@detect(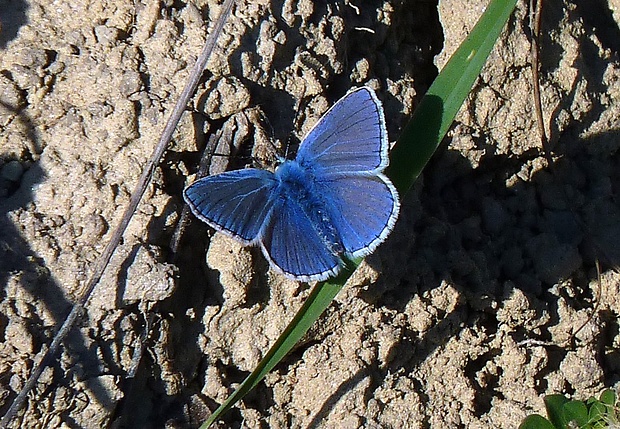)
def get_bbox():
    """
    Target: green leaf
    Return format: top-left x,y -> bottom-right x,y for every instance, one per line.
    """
200,0 -> 519,426
588,400 -> 606,423
518,414 -> 557,429
599,389 -> 617,406
545,395 -> 570,429
563,400 -> 589,427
